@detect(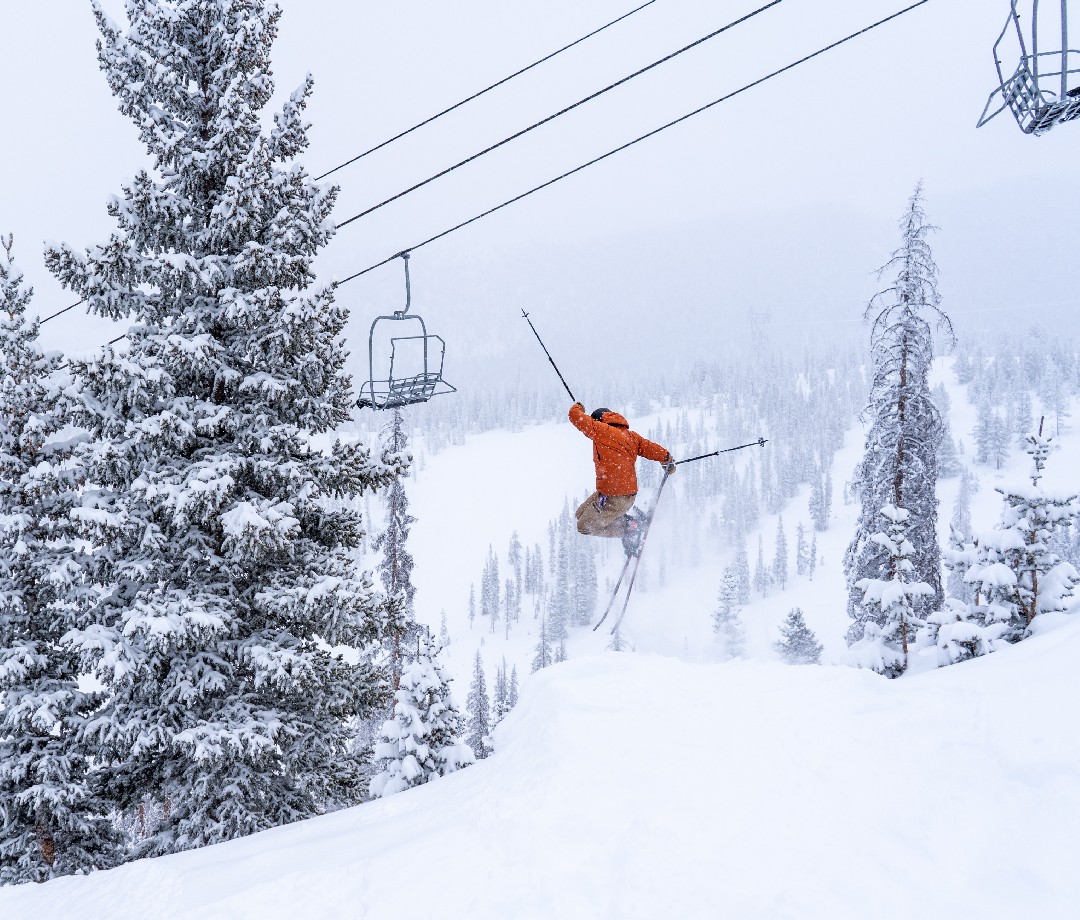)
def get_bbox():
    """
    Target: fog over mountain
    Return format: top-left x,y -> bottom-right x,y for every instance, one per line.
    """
2,0 -> 1077,391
